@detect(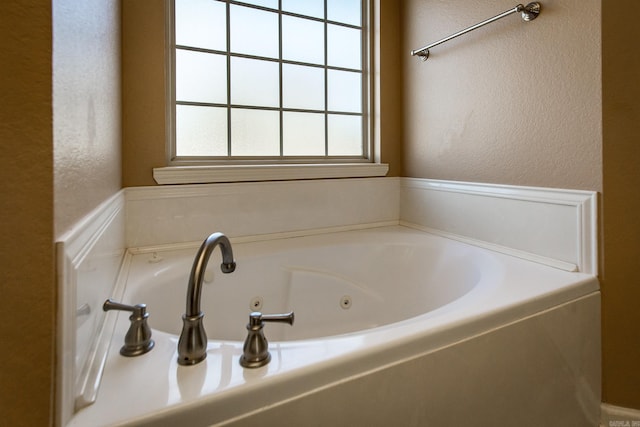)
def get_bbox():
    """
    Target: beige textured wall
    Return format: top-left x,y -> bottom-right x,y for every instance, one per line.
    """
0,1 -> 55,425
377,0 -> 404,176
403,0 -> 602,191
122,0 -> 404,186
53,0 -> 122,237
122,0 -> 167,187
602,0 -> 640,410
1,0 -> 121,425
